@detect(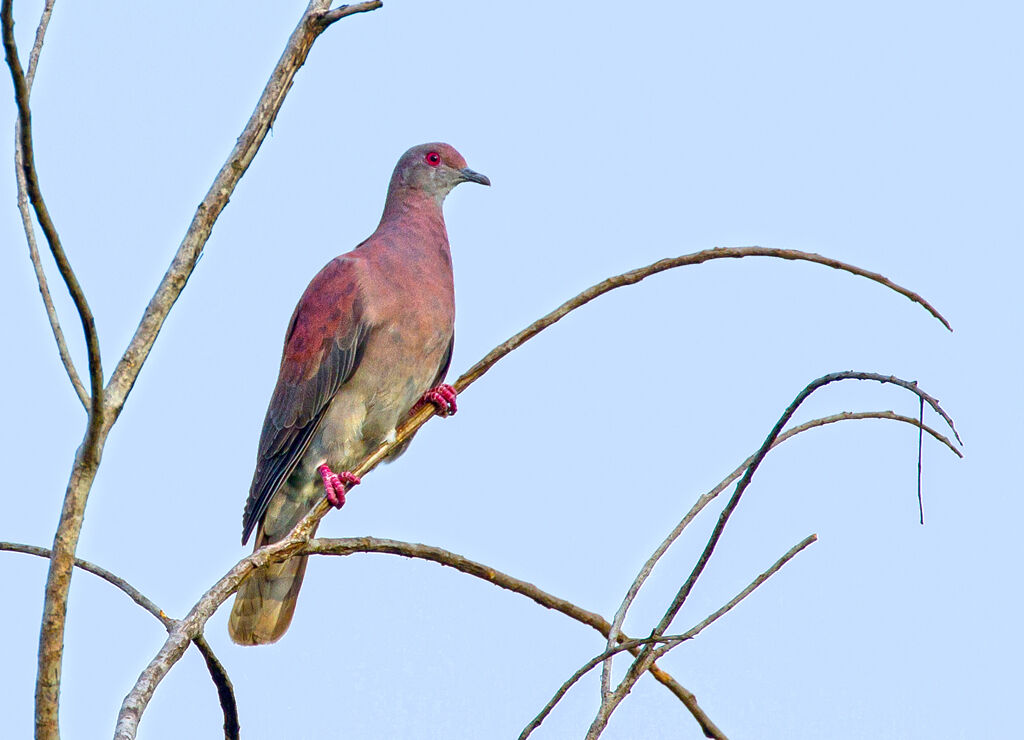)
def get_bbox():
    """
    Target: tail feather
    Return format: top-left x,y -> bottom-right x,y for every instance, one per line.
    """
228,548 -> 309,645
